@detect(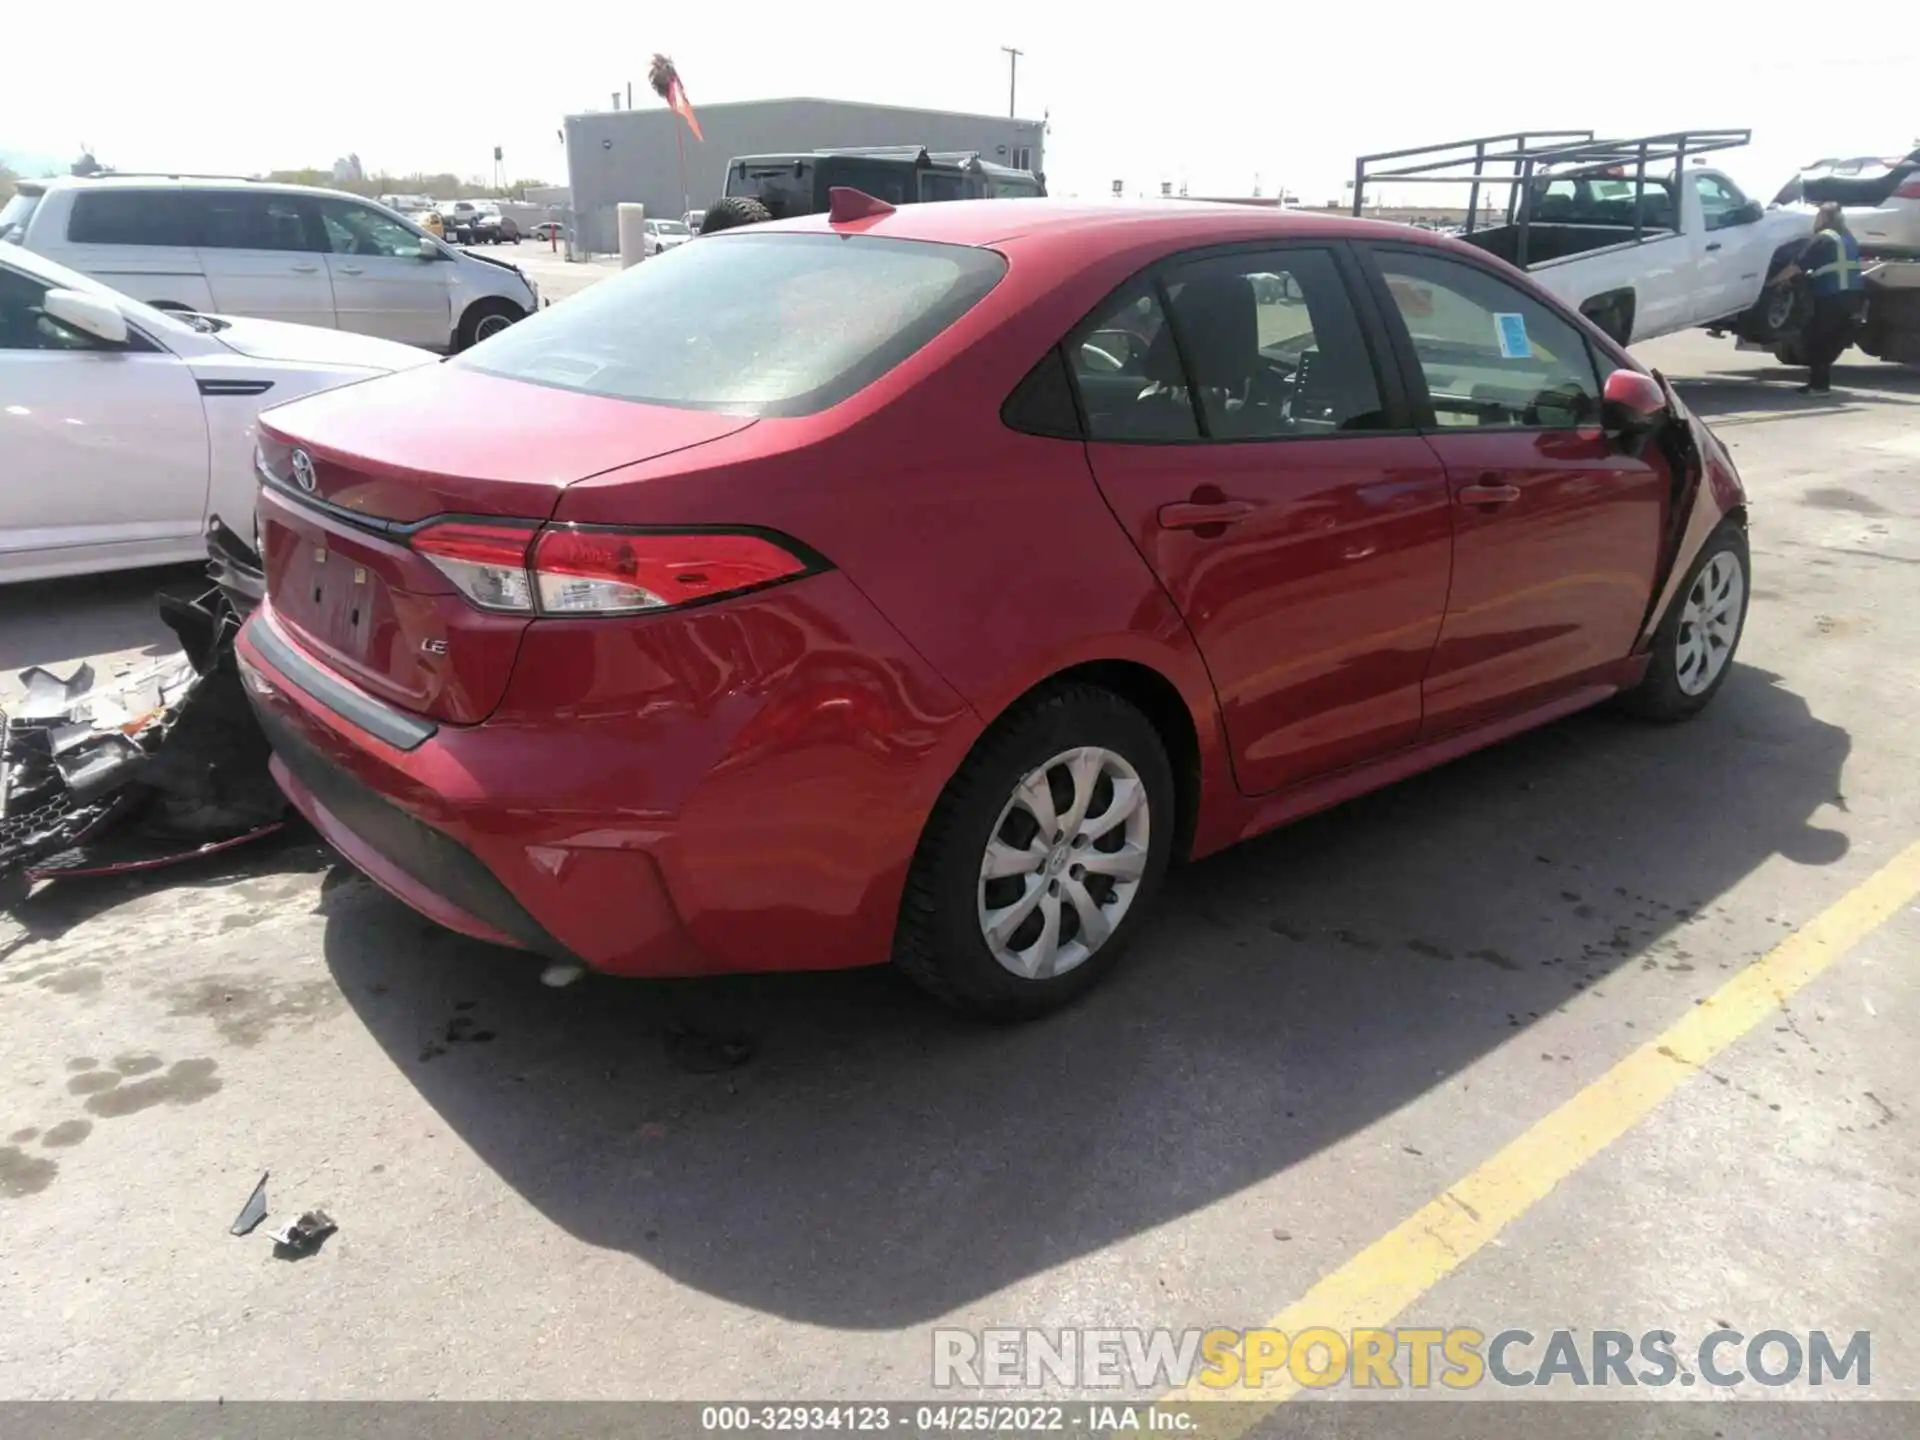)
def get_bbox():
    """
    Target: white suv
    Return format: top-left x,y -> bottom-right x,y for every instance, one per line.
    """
0,175 -> 539,351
